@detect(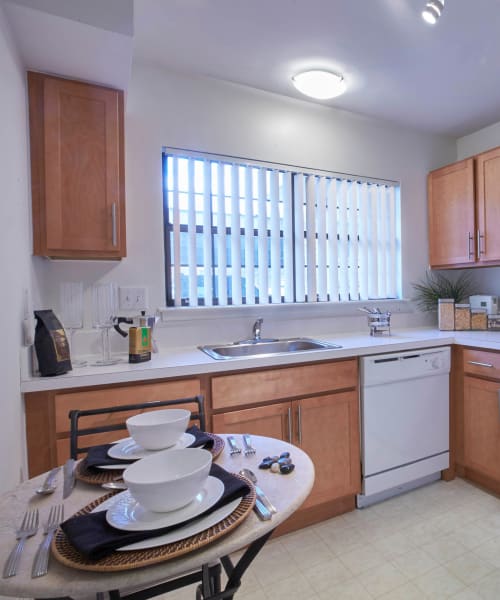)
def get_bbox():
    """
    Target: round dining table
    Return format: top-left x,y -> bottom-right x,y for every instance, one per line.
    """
0,434 -> 314,599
